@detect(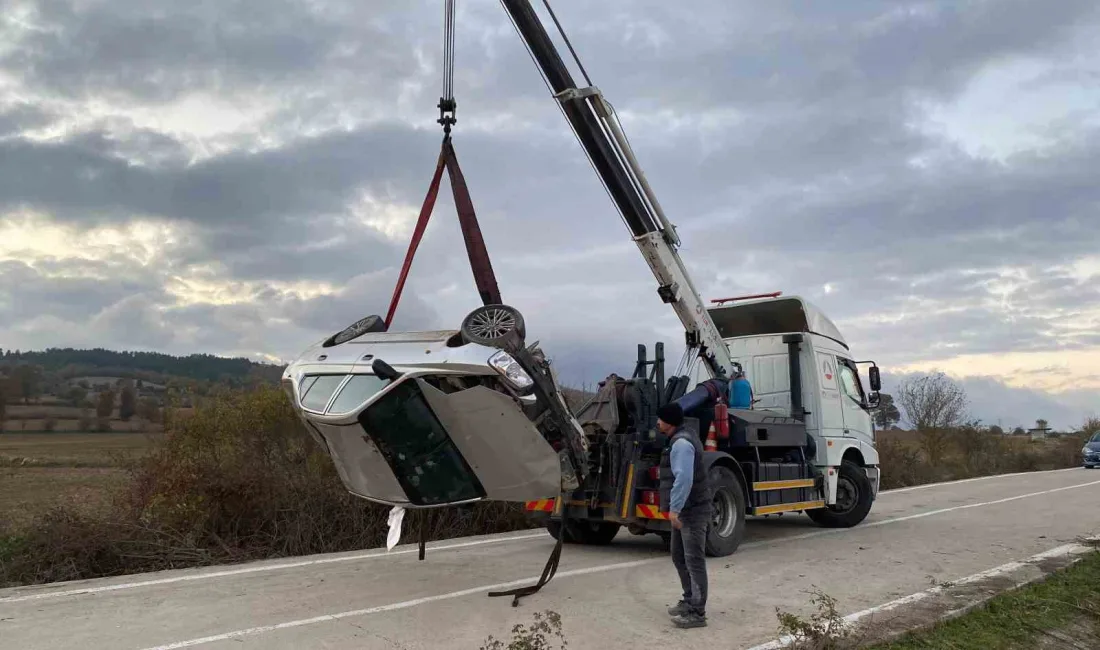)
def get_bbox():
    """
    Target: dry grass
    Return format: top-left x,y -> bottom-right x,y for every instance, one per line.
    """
876,426 -> 1088,490
0,432 -> 163,467
0,467 -> 126,530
